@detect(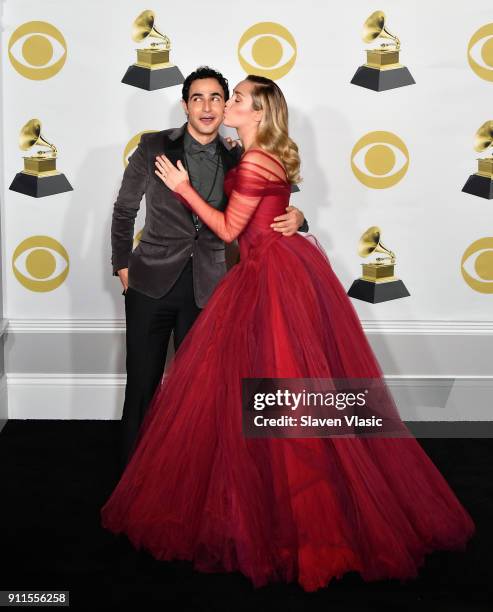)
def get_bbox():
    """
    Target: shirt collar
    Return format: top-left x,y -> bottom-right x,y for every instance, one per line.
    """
184,128 -> 220,157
